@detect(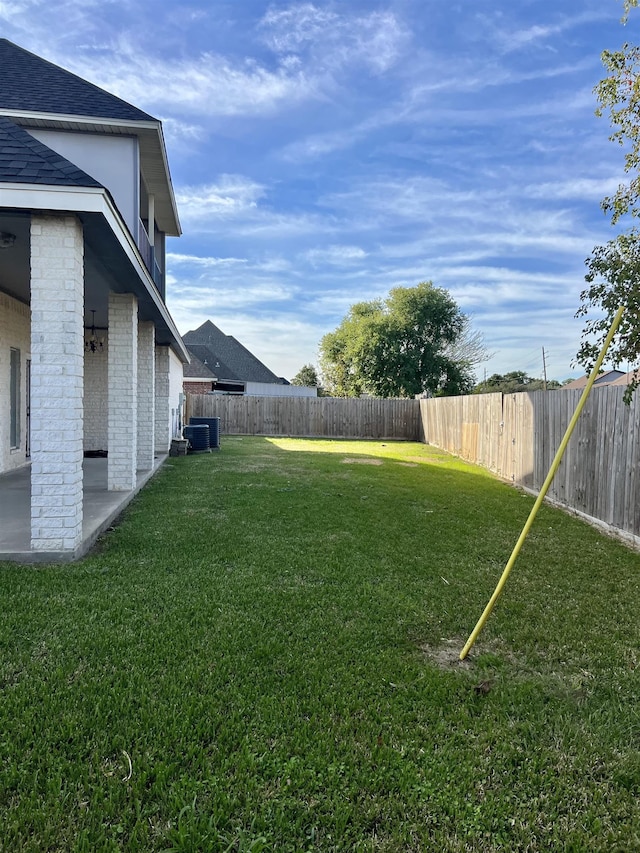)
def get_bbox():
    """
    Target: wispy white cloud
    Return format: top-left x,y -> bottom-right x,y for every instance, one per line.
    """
174,176 -> 340,238
167,280 -> 293,310
175,175 -> 267,221
304,244 -> 367,265
477,9 -> 612,55
259,3 -> 408,74
74,44 -> 313,118
167,253 -> 249,268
